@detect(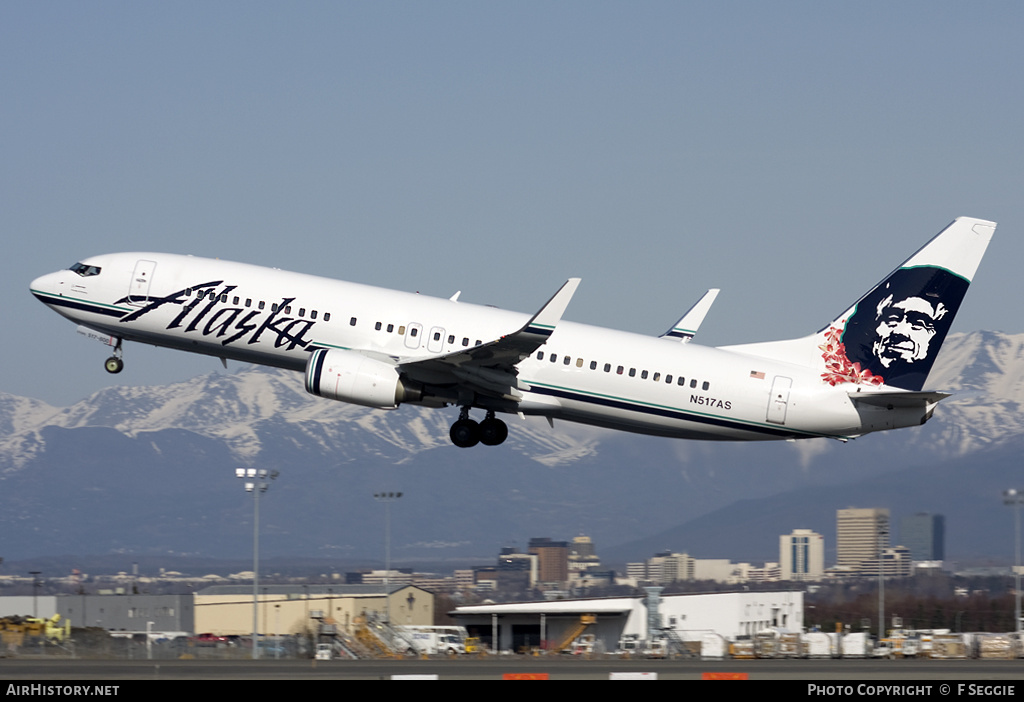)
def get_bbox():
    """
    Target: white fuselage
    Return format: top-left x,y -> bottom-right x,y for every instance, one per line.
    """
30,252 -> 915,443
